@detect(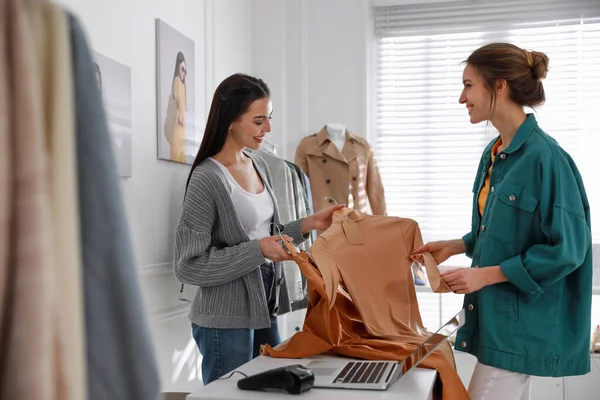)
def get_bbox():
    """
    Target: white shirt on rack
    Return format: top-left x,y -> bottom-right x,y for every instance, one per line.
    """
209,158 -> 274,241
